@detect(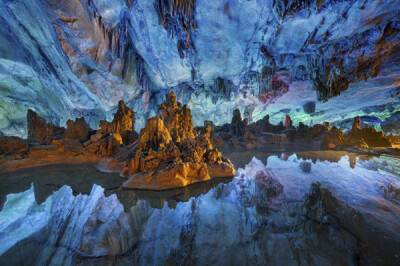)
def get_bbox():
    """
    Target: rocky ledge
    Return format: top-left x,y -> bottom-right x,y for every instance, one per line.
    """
198,108 -> 399,152
0,92 -> 235,190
